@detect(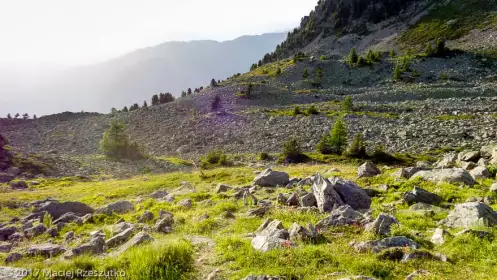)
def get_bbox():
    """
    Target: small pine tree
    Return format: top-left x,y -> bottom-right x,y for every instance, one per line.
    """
347,133 -> 367,158
393,63 -> 401,81
210,79 -> 218,87
143,101 -> 148,108
302,68 -> 309,78
22,113 -> 29,120
181,91 -> 187,97
151,94 -> 159,106
33,114 -> 37,120
211,95 -> 221,112
389,49 -> 396,58
100,121 -> 145,160
342,96 -> 353,112
349,48 -> 358,65
316,67 -> 323,78
306,105 -> 319,115
14,113 -> 19,119
293,106 -> 303,115
275,67 -> 282,75
123,106 -> 128,112
425,43 -> 433,56
7,113 -> 11,119
282,137 -> 306,163
187,88 -> 192,95
111,108 -> 117,114
434,39 -> 446,56
317,117 -> 348,154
